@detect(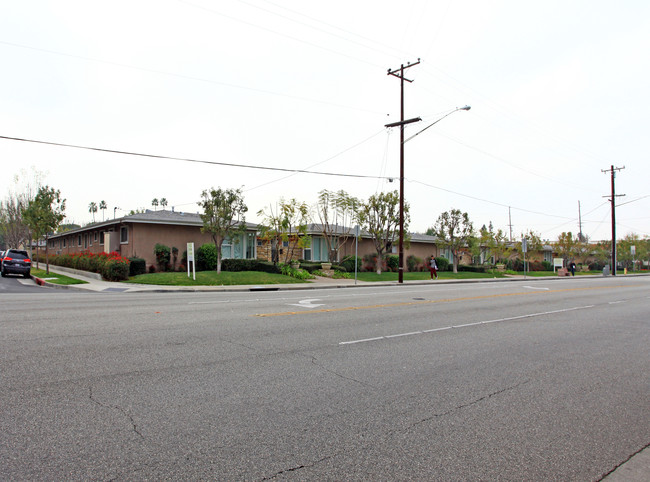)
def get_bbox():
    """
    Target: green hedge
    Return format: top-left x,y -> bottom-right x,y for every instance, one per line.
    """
128,257 -> 147,276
